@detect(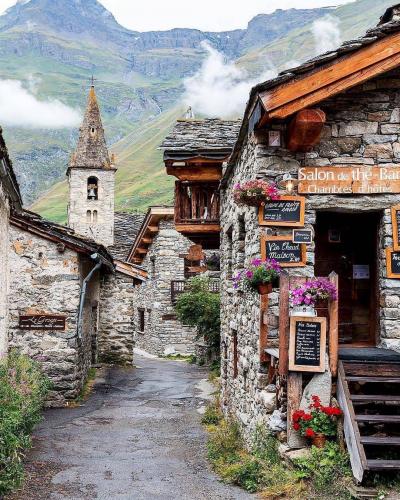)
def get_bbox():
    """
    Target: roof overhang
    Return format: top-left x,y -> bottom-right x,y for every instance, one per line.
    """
114,259 -> 148,282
